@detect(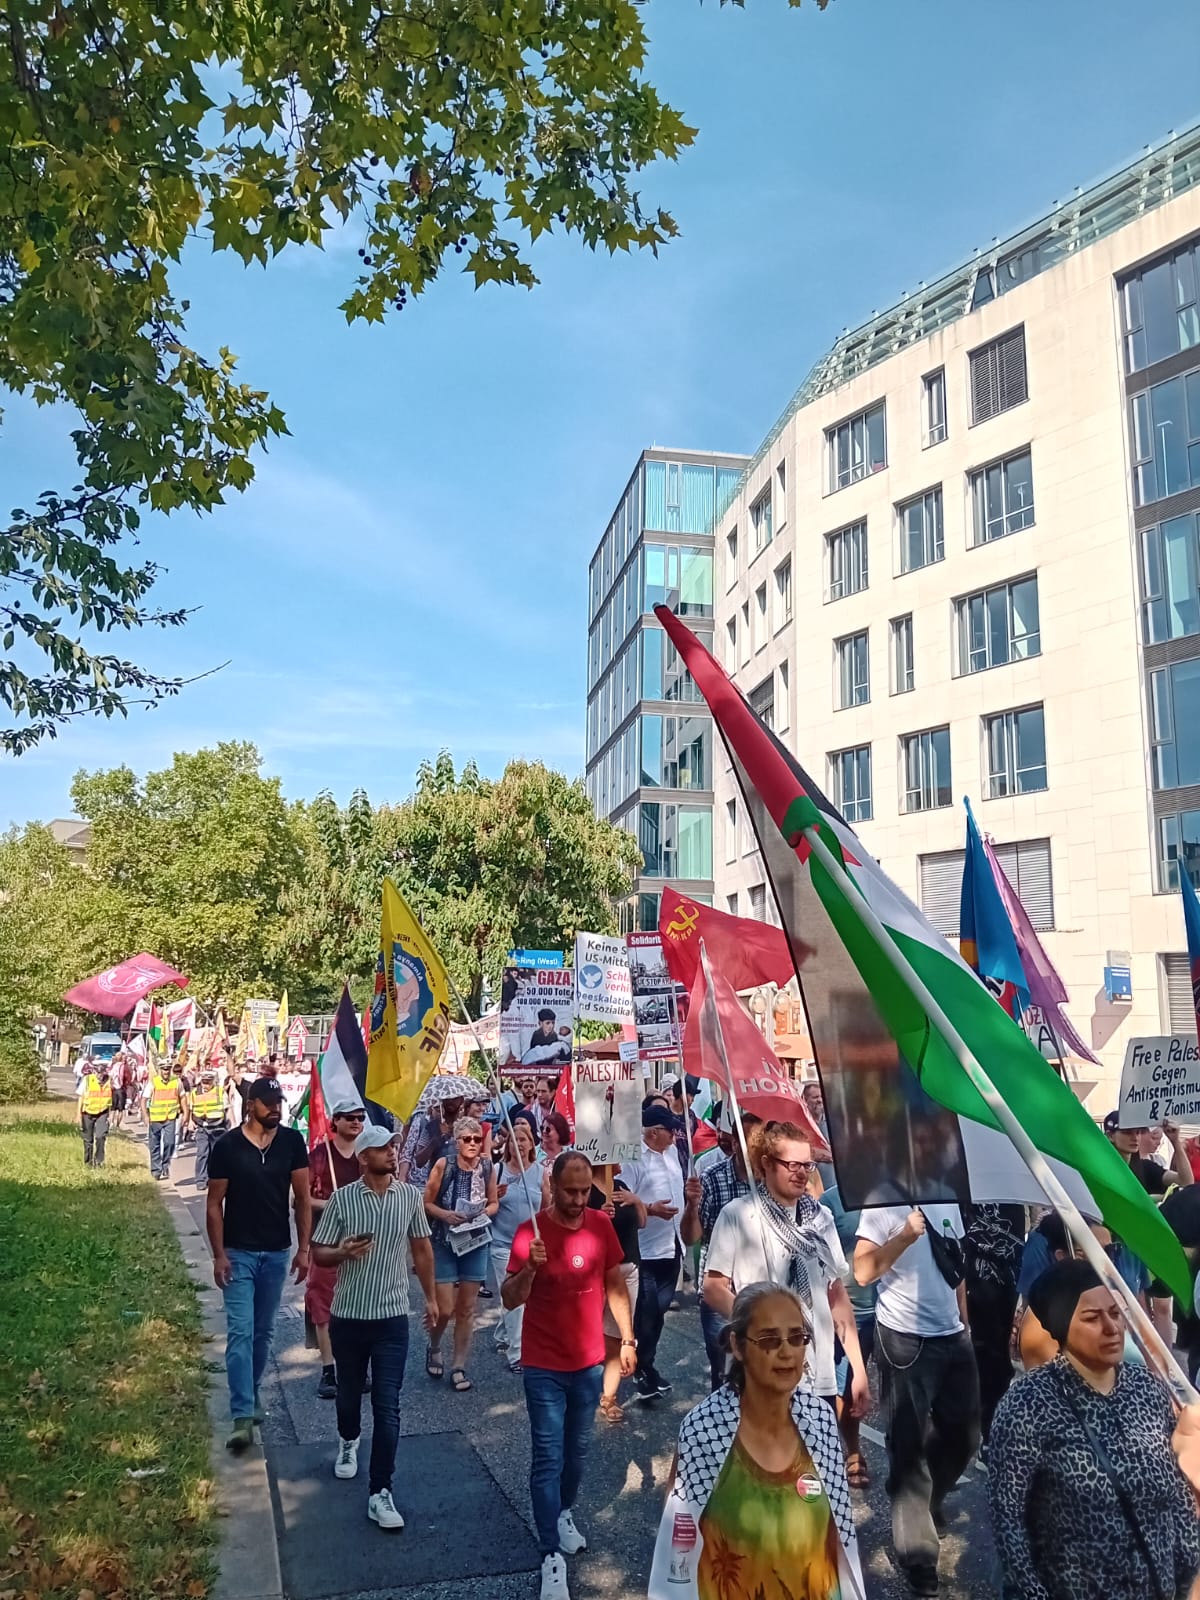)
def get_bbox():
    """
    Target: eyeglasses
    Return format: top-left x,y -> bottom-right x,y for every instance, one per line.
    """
744,1330 -> 811,1352
769,1157 -> 817,1179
